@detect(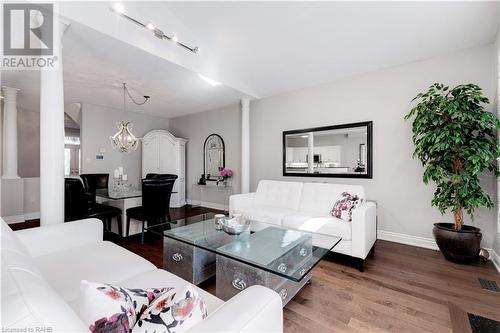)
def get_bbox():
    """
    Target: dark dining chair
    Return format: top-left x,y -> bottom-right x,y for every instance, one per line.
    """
145,173 -> 178,221
80,173 -> 109,206
64,178 -> 122,235
126,177 -> 177,244
145,173 -> 178,180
